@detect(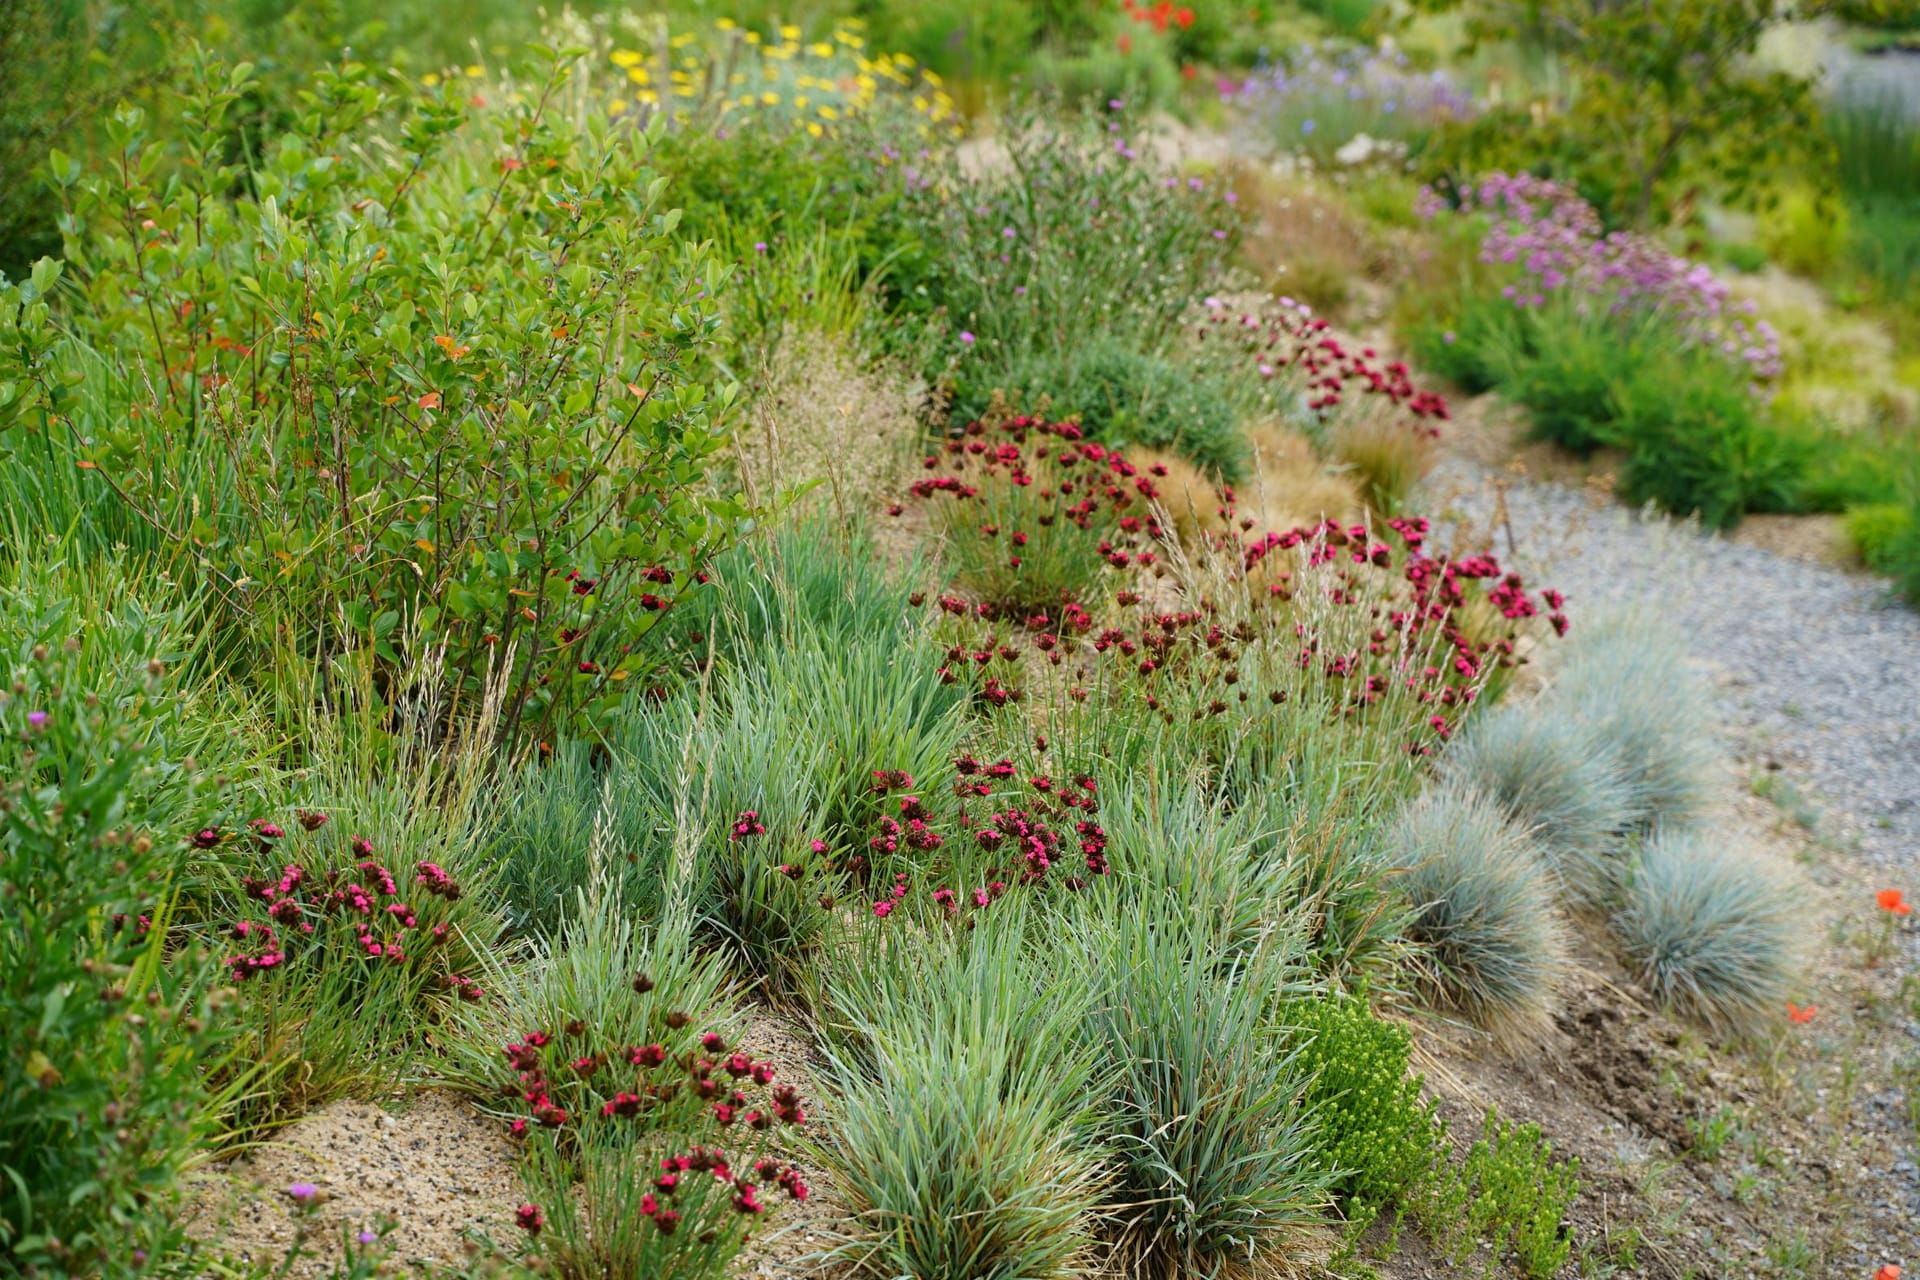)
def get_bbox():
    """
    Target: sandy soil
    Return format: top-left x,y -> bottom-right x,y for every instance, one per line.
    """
183,1092 -> 522,1276
183,1010 -> 850,1278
